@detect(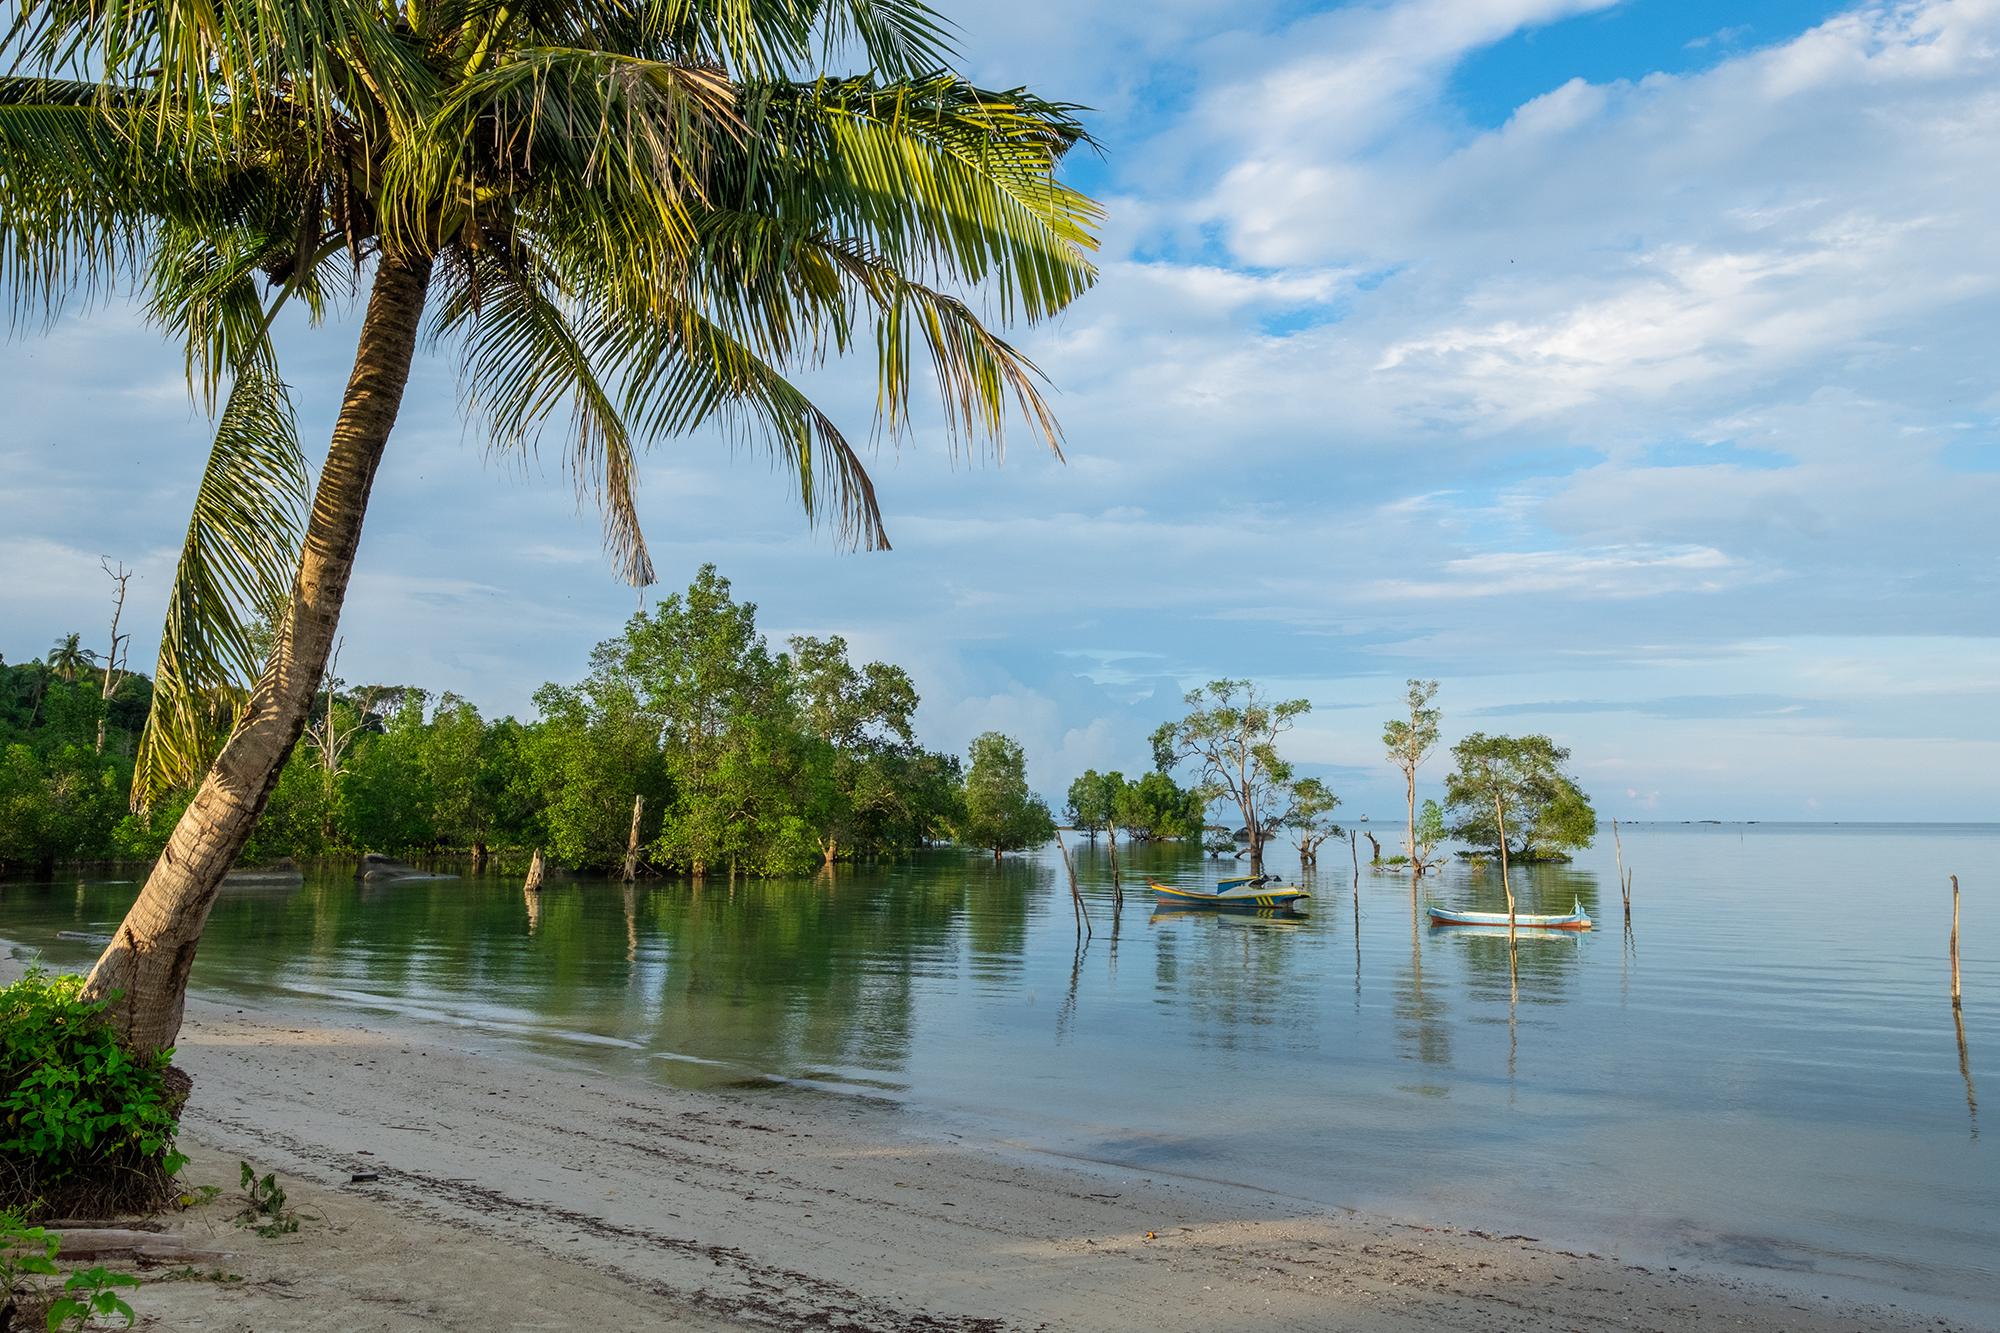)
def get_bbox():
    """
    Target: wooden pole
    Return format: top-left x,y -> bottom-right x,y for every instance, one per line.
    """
524,847 -> 545,894
622,794 -> 644,883
1951,874 -> 1962,1009
1051,833 -> 1091,938
1350,829 -> 1359,877
1493,793 -> 1515,937
1106,825 -> 1123,910
1612,817 -> 1631,922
